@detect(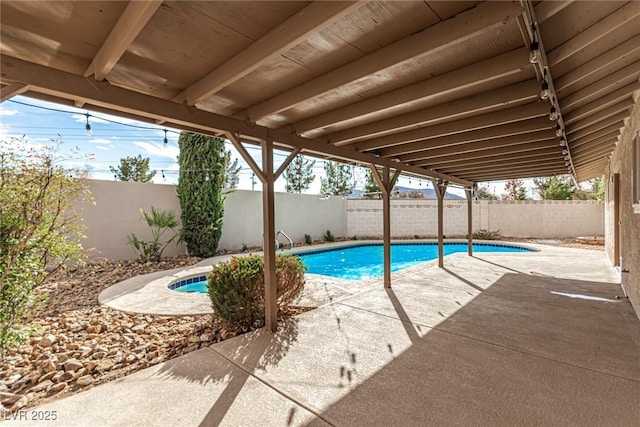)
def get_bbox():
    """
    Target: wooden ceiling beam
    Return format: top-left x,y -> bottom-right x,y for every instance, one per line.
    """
440,158 -> 565,175
85,1 -> 162,80
174,1 -> 361,105
406,132 -> 557,163
534,0 -> 573,22
547,1 -> 640,67
571,136 -> 619,156
426,151 -> 560,169
414,145 -> 560,167
555,34 -> 640,94
571,130 -> 621,150
563,83 -> 639,124
329,80 -> 540,145
0,54 -> 472,187
354,102 -> 548,152
559,61 -> 640,111
567,120 -> 624,142
240,1 -> 524,121
292,49 -> 531,134
571,144 -> 617,164
465,166 -> 566,181
566,107 -> 632,134
0,82 -> 29,102
382,118 -> 553,158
